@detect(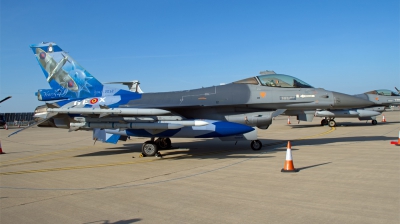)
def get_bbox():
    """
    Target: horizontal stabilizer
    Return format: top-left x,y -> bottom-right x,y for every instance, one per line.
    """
8,113 -> 58,137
